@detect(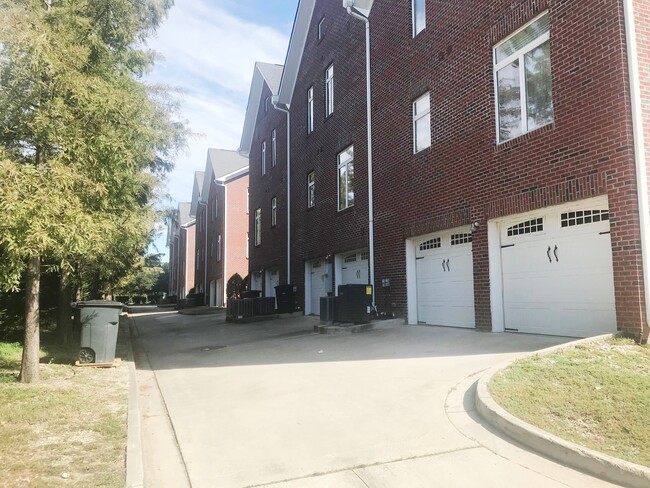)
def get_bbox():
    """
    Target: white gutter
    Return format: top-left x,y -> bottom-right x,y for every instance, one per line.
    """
345,3 -> 376,307
623,0 -> 650,342
272,97 -> 292,284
